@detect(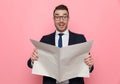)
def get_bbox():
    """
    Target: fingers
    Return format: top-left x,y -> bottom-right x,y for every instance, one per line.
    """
31,49 -> 39,63
84,55 -> 94,67
33,49 -> 38,57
